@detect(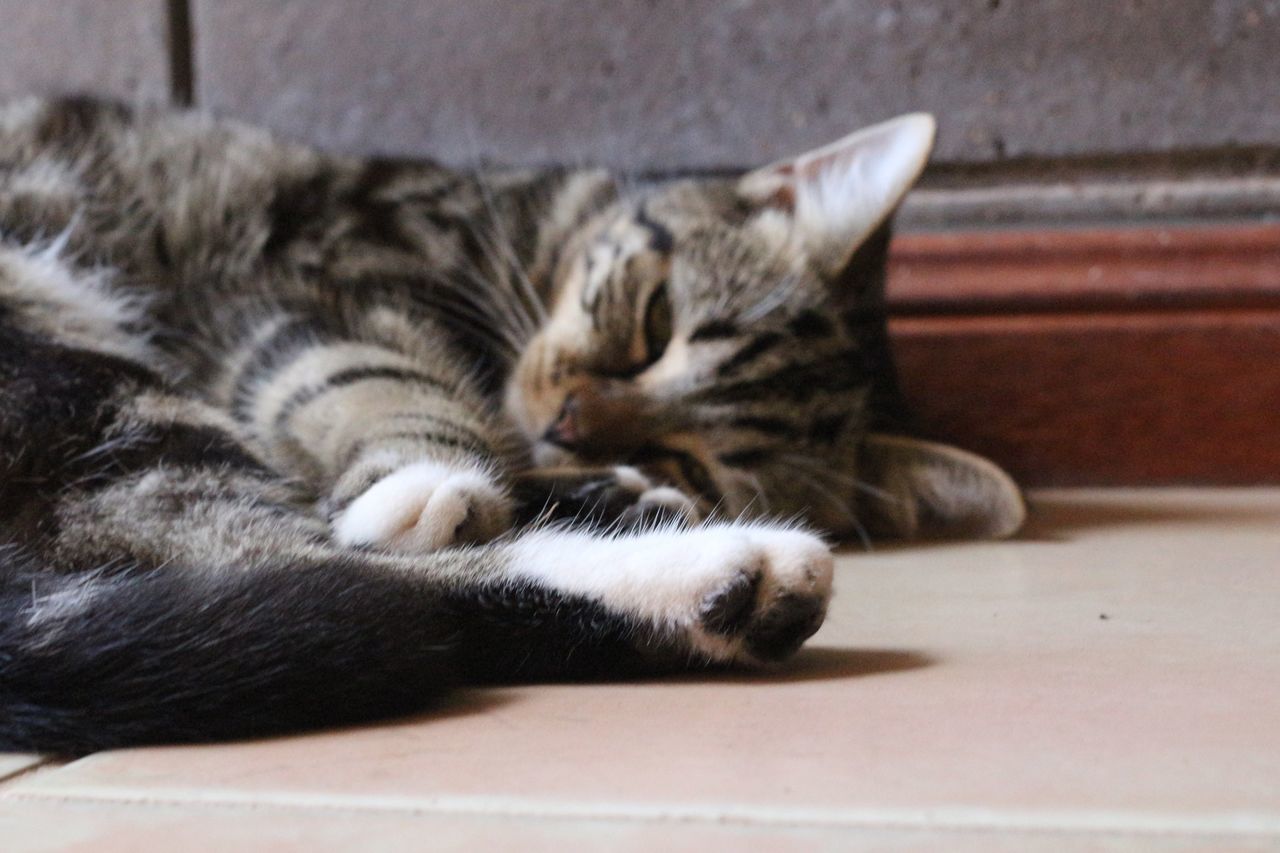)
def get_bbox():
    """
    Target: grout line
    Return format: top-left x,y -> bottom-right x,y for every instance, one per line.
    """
166,0 -> 195,106
6,786 -> 1280,841
0,758 -> 65,791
